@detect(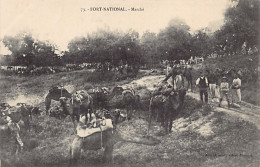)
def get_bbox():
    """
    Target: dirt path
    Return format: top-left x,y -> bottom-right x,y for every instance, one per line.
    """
187,91 -> 260,129
126,75 -> 260,129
